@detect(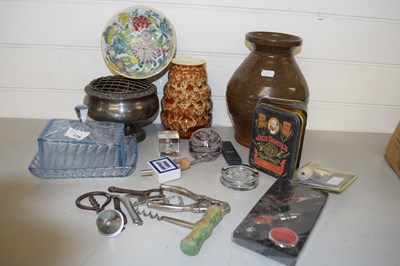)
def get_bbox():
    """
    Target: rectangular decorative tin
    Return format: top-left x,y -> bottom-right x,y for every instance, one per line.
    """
249,97 -> 307,179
